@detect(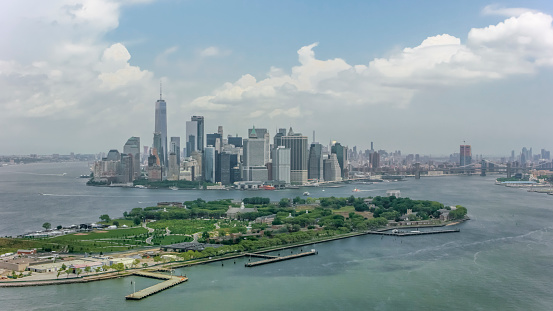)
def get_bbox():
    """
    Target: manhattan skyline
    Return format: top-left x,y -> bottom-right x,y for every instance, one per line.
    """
1,1 -> 553,155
